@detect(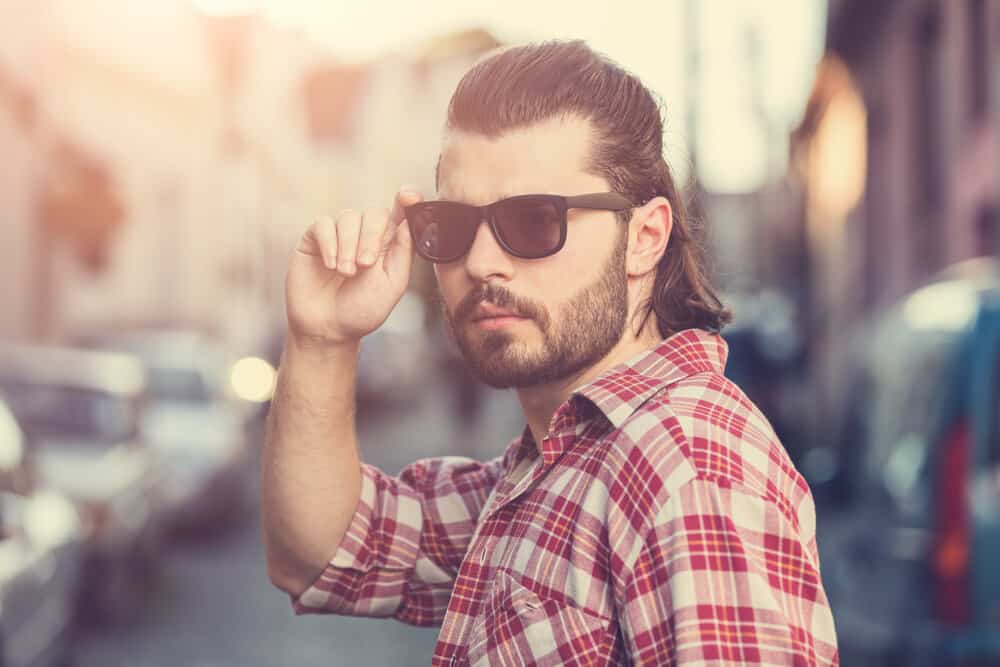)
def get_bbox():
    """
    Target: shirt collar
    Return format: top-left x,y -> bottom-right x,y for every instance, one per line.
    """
512,328 -> 729,469
574,328 -> 729,430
